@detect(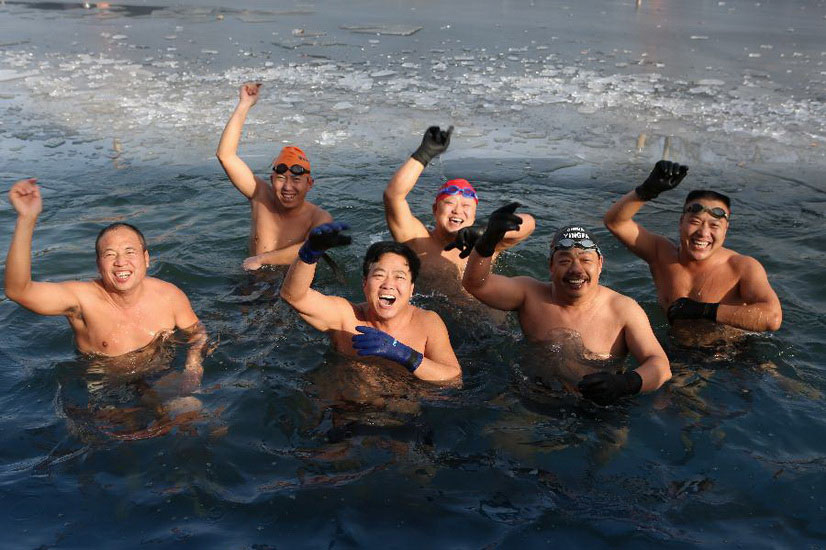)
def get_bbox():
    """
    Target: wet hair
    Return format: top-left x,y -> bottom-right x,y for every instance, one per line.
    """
95,223 -> 147,257
362,241 -> 421,283
684,189 -> 731,212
